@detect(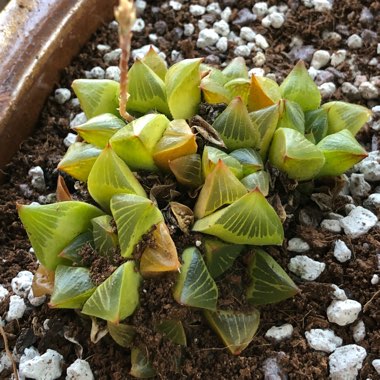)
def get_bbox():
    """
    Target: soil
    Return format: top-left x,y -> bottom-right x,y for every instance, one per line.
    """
1,0 -> 380,379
